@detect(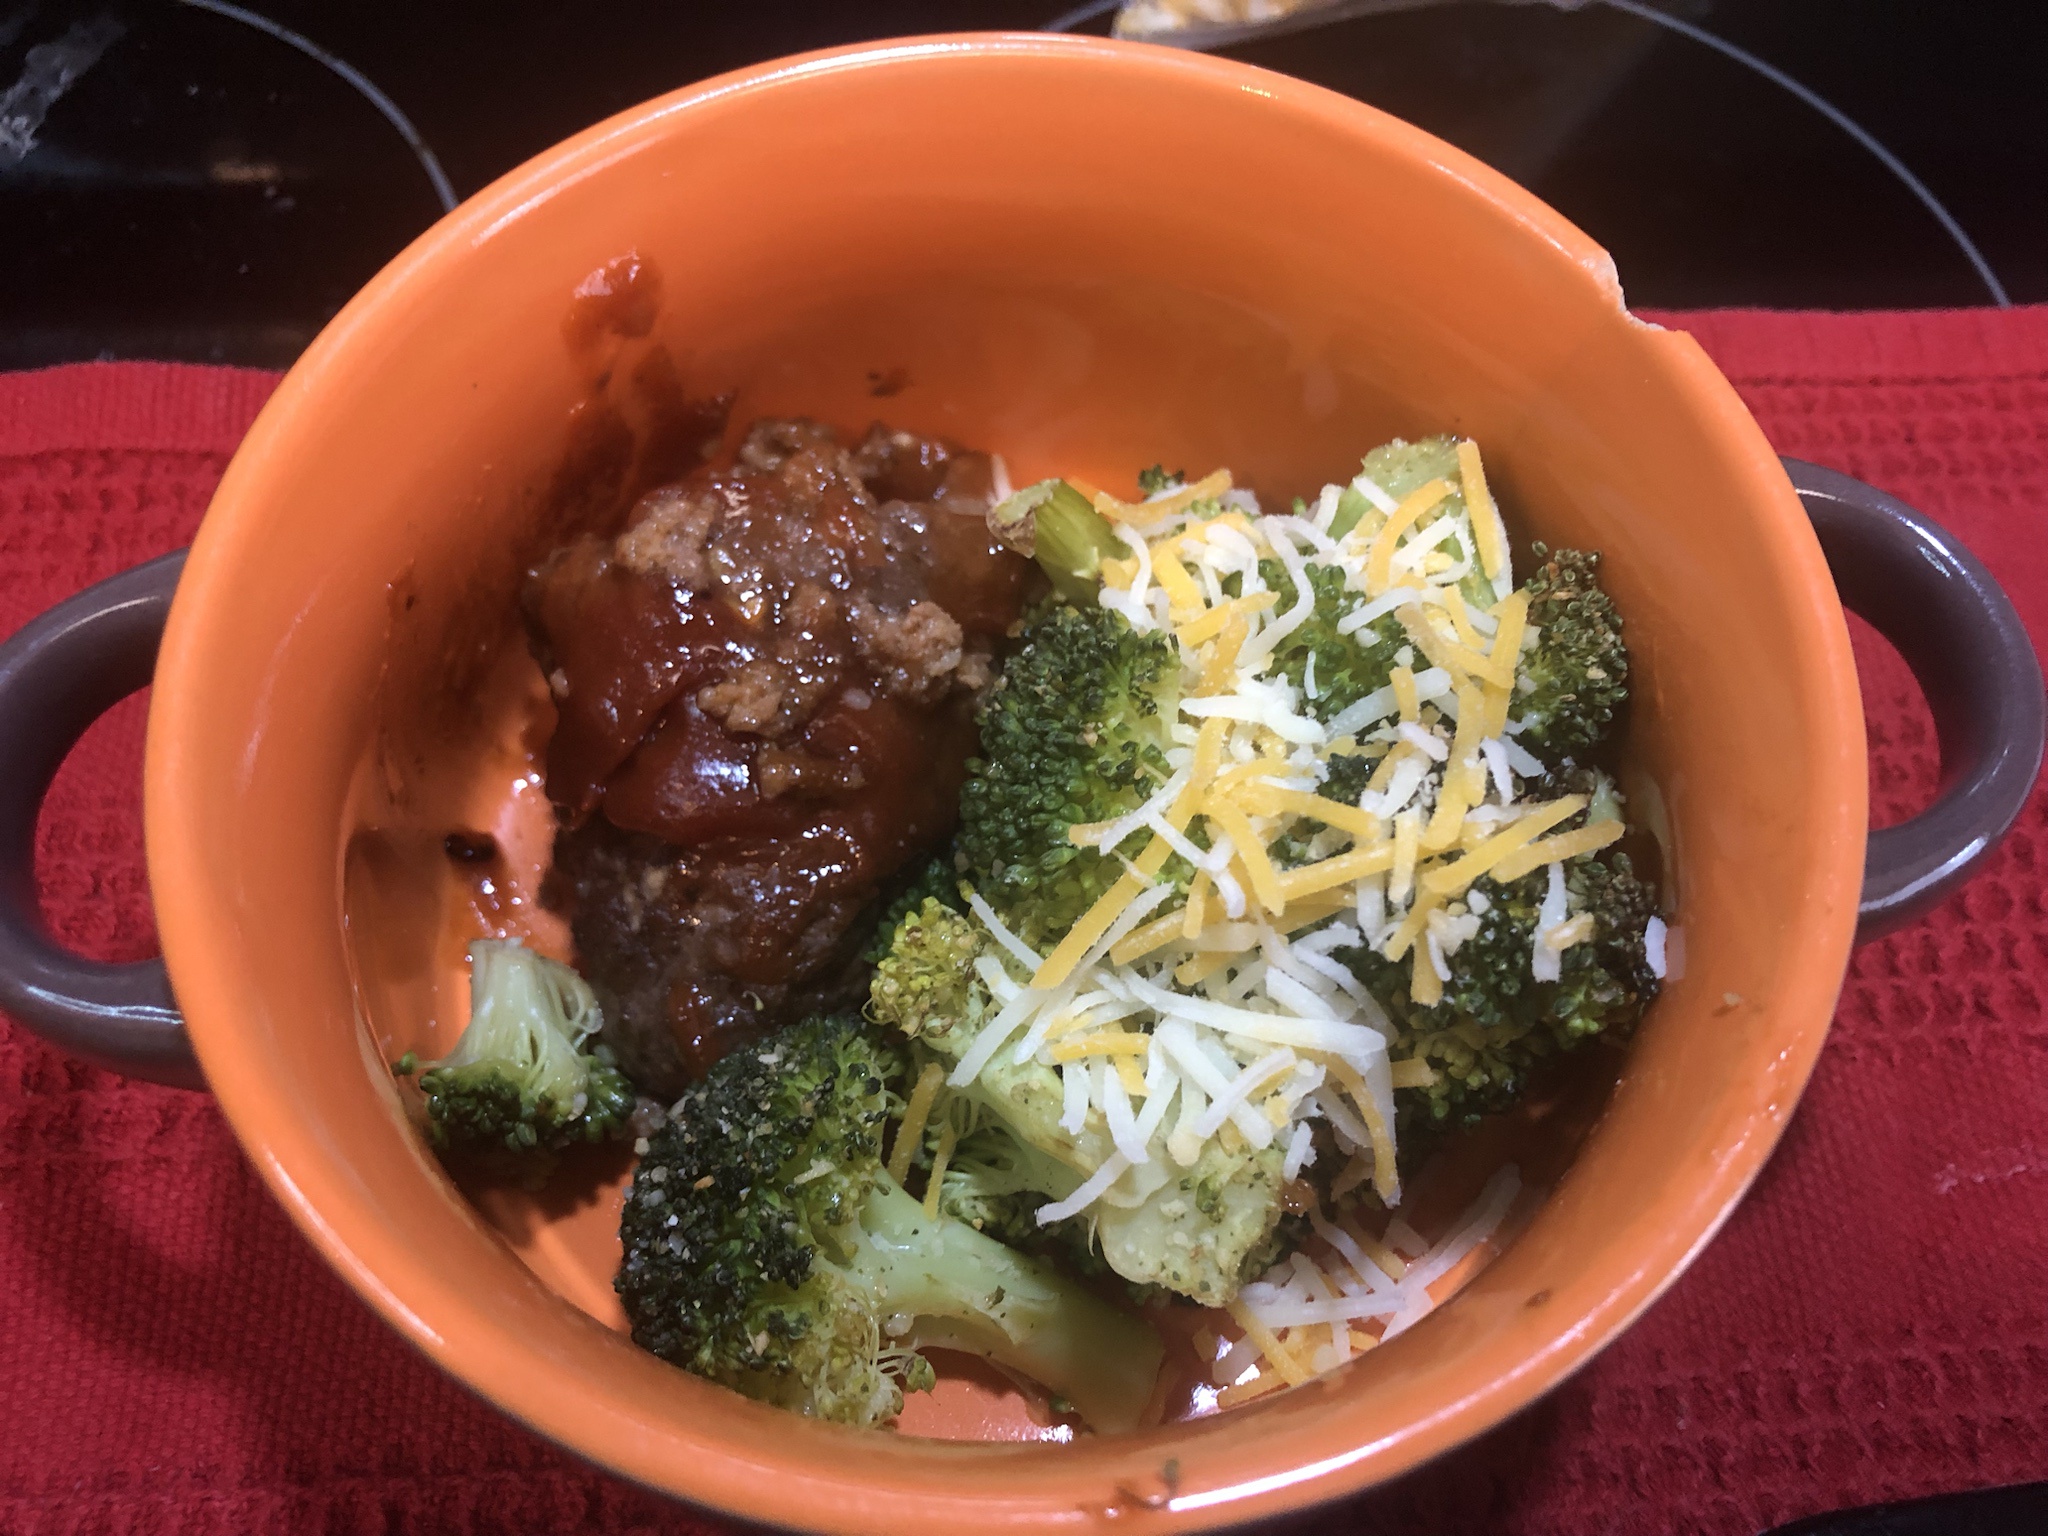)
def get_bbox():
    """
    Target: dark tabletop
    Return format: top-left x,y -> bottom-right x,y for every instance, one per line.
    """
1,0 -> 2041,372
